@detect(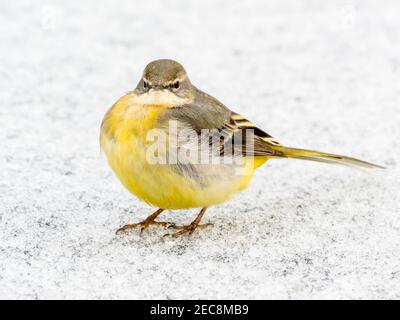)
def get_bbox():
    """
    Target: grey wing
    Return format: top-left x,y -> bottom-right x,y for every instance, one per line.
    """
158,86 -> 284,158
